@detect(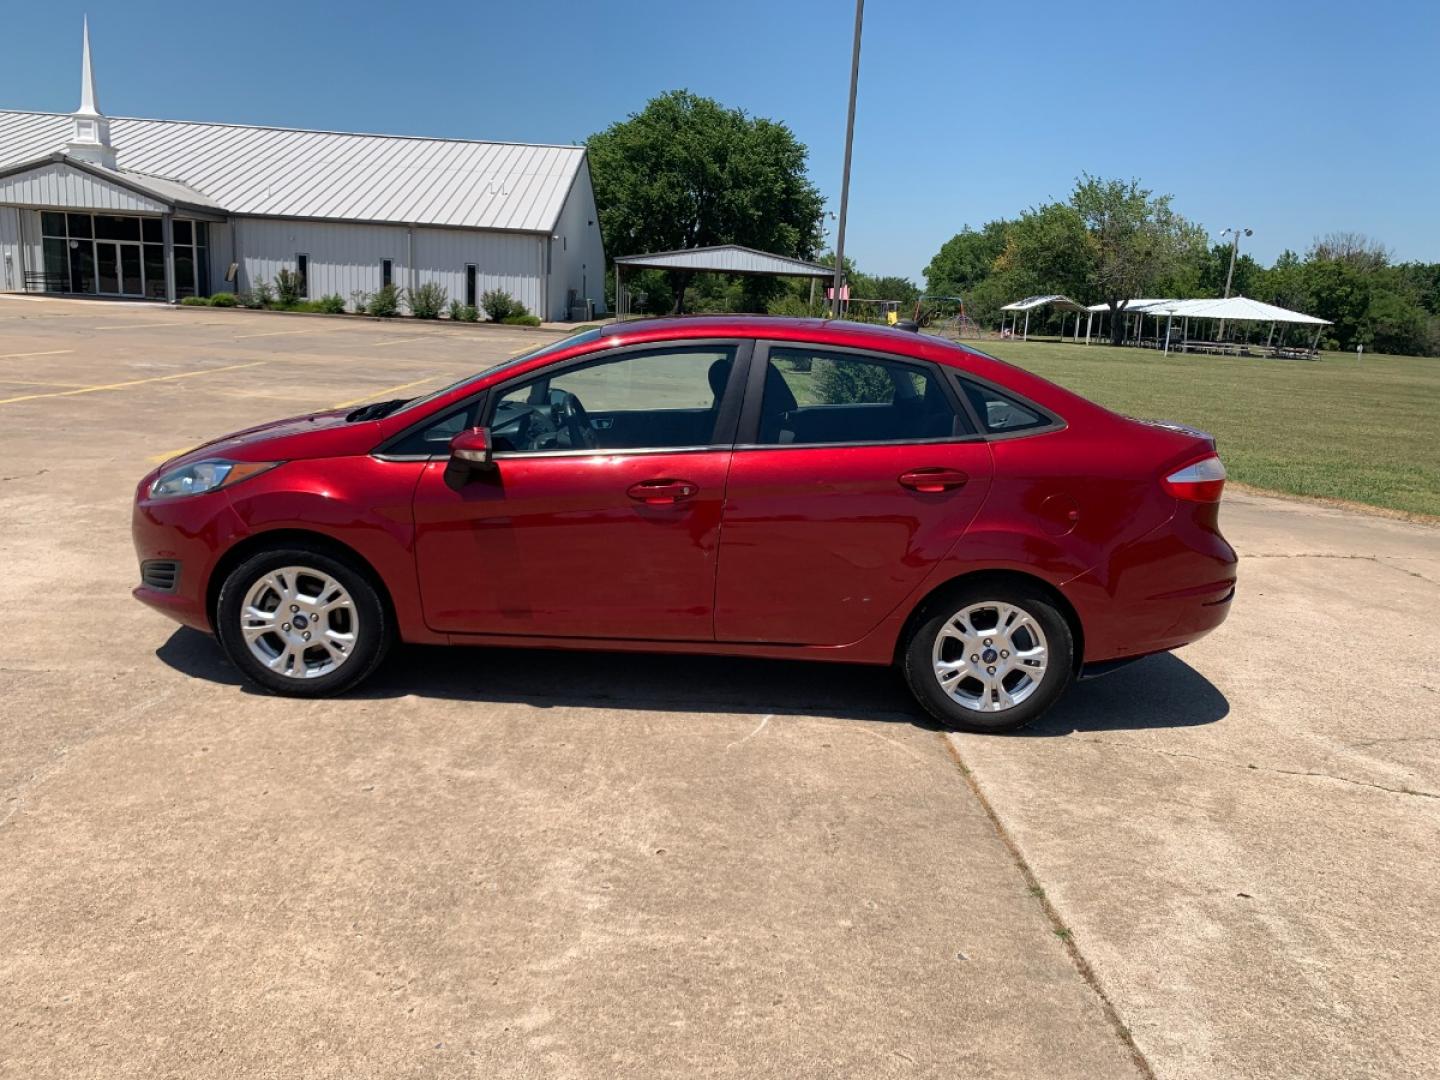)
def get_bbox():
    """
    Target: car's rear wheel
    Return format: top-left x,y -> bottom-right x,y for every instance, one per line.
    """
902,581 -> 1074,733
215,546 -> 391,697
